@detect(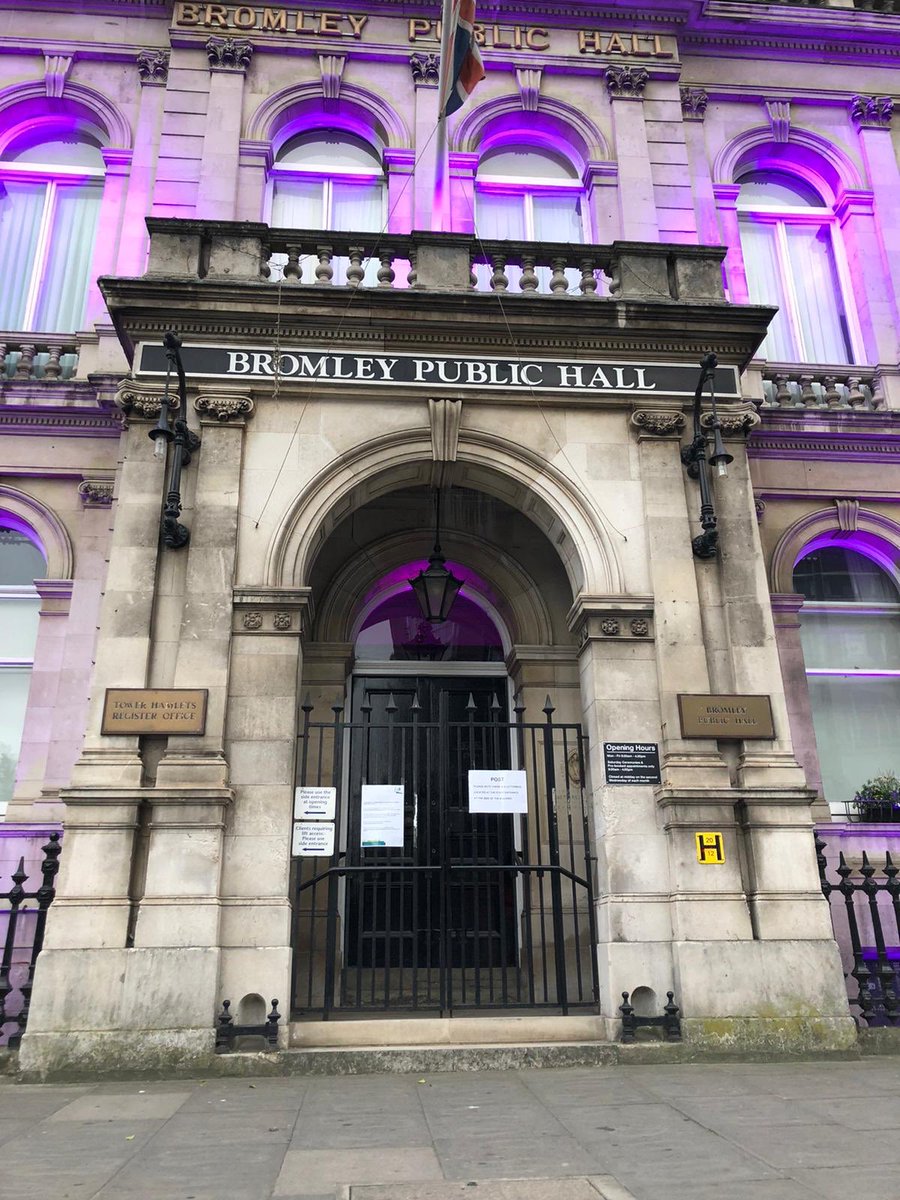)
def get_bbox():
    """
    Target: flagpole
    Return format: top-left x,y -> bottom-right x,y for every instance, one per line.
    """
434,0 -> 455,232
